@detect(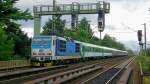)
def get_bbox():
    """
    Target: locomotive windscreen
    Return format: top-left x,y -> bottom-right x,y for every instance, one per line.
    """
31,36 -> 52,56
